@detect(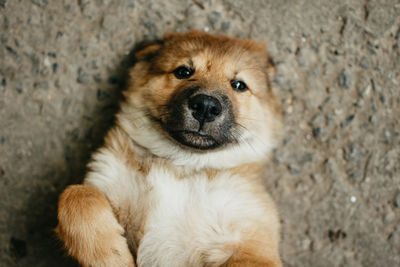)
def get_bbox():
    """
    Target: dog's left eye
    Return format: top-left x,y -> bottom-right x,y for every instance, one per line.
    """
173,66 -> 194,79
230,80 -> 248,92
